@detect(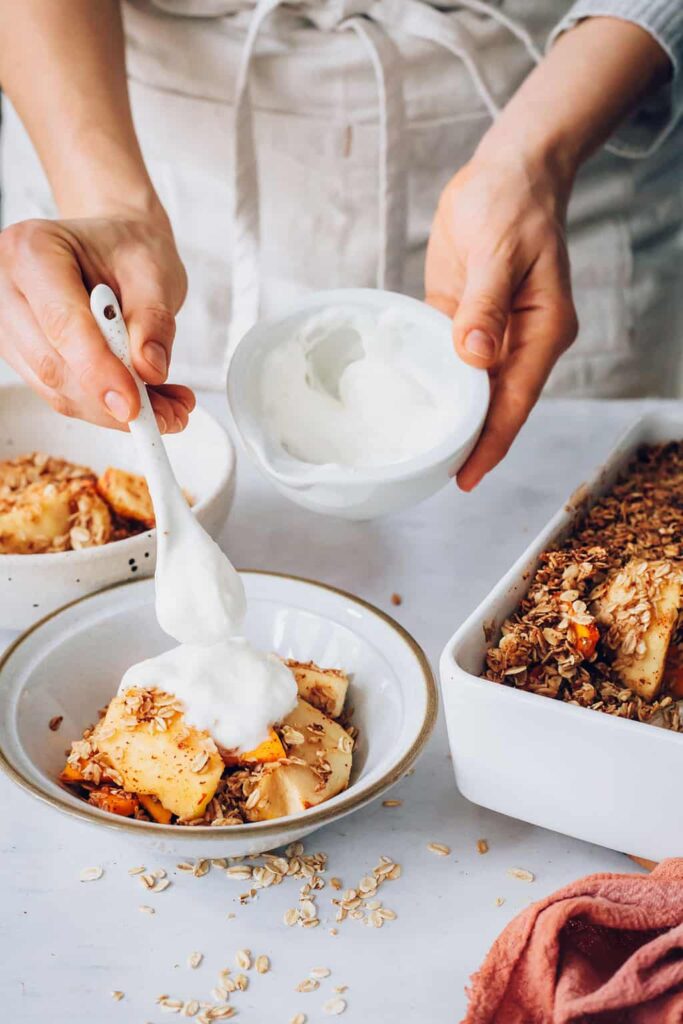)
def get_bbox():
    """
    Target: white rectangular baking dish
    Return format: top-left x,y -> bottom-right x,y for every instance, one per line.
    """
439,410 -> 683,861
